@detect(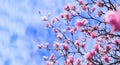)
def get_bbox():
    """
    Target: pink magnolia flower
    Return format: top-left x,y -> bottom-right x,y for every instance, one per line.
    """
43,56 -> 48,60
99,49 -> 106,55
42,16 -> 48,21
84,53 -> 92,61
104,11 -> 118,24
71,5 -> 77,11
54,42 -> 59,51
80,28 -> 85,32
106,45 -> 111,52
113,39 -> 120,46
69,56 -> 74,63
66,26 -> 71,30
64,12 -> 71,20
38,44 -> 43,49
65,60 -> 71,65
45,22 -> 50,28
74,40 -> 80,47
50,54 -> 55,61
46,61 -> 51,65
89,50 -> 95,57
102,55 -> 110,63
104,11 -> 120,33
81,5 -> 88,11
81,43 -> 85,49
57,34 -> 63,40
69,29 -> 74,35
76,58 -> 81,65
94,44 -> 100,52
78,0 -> 83,5
51,17 -> 57,23
97,10 -> 103,17
92,6 -> 96,12
73,27 -> 77,31
75,19 -> 88,28
90,32 -> 97,39
97,1 -> 103,7
64,4 -> 71,11
60,13 -> 64,18
85,50 -> 95,61
63,43 -> 69,51
53,28 -> 58,33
